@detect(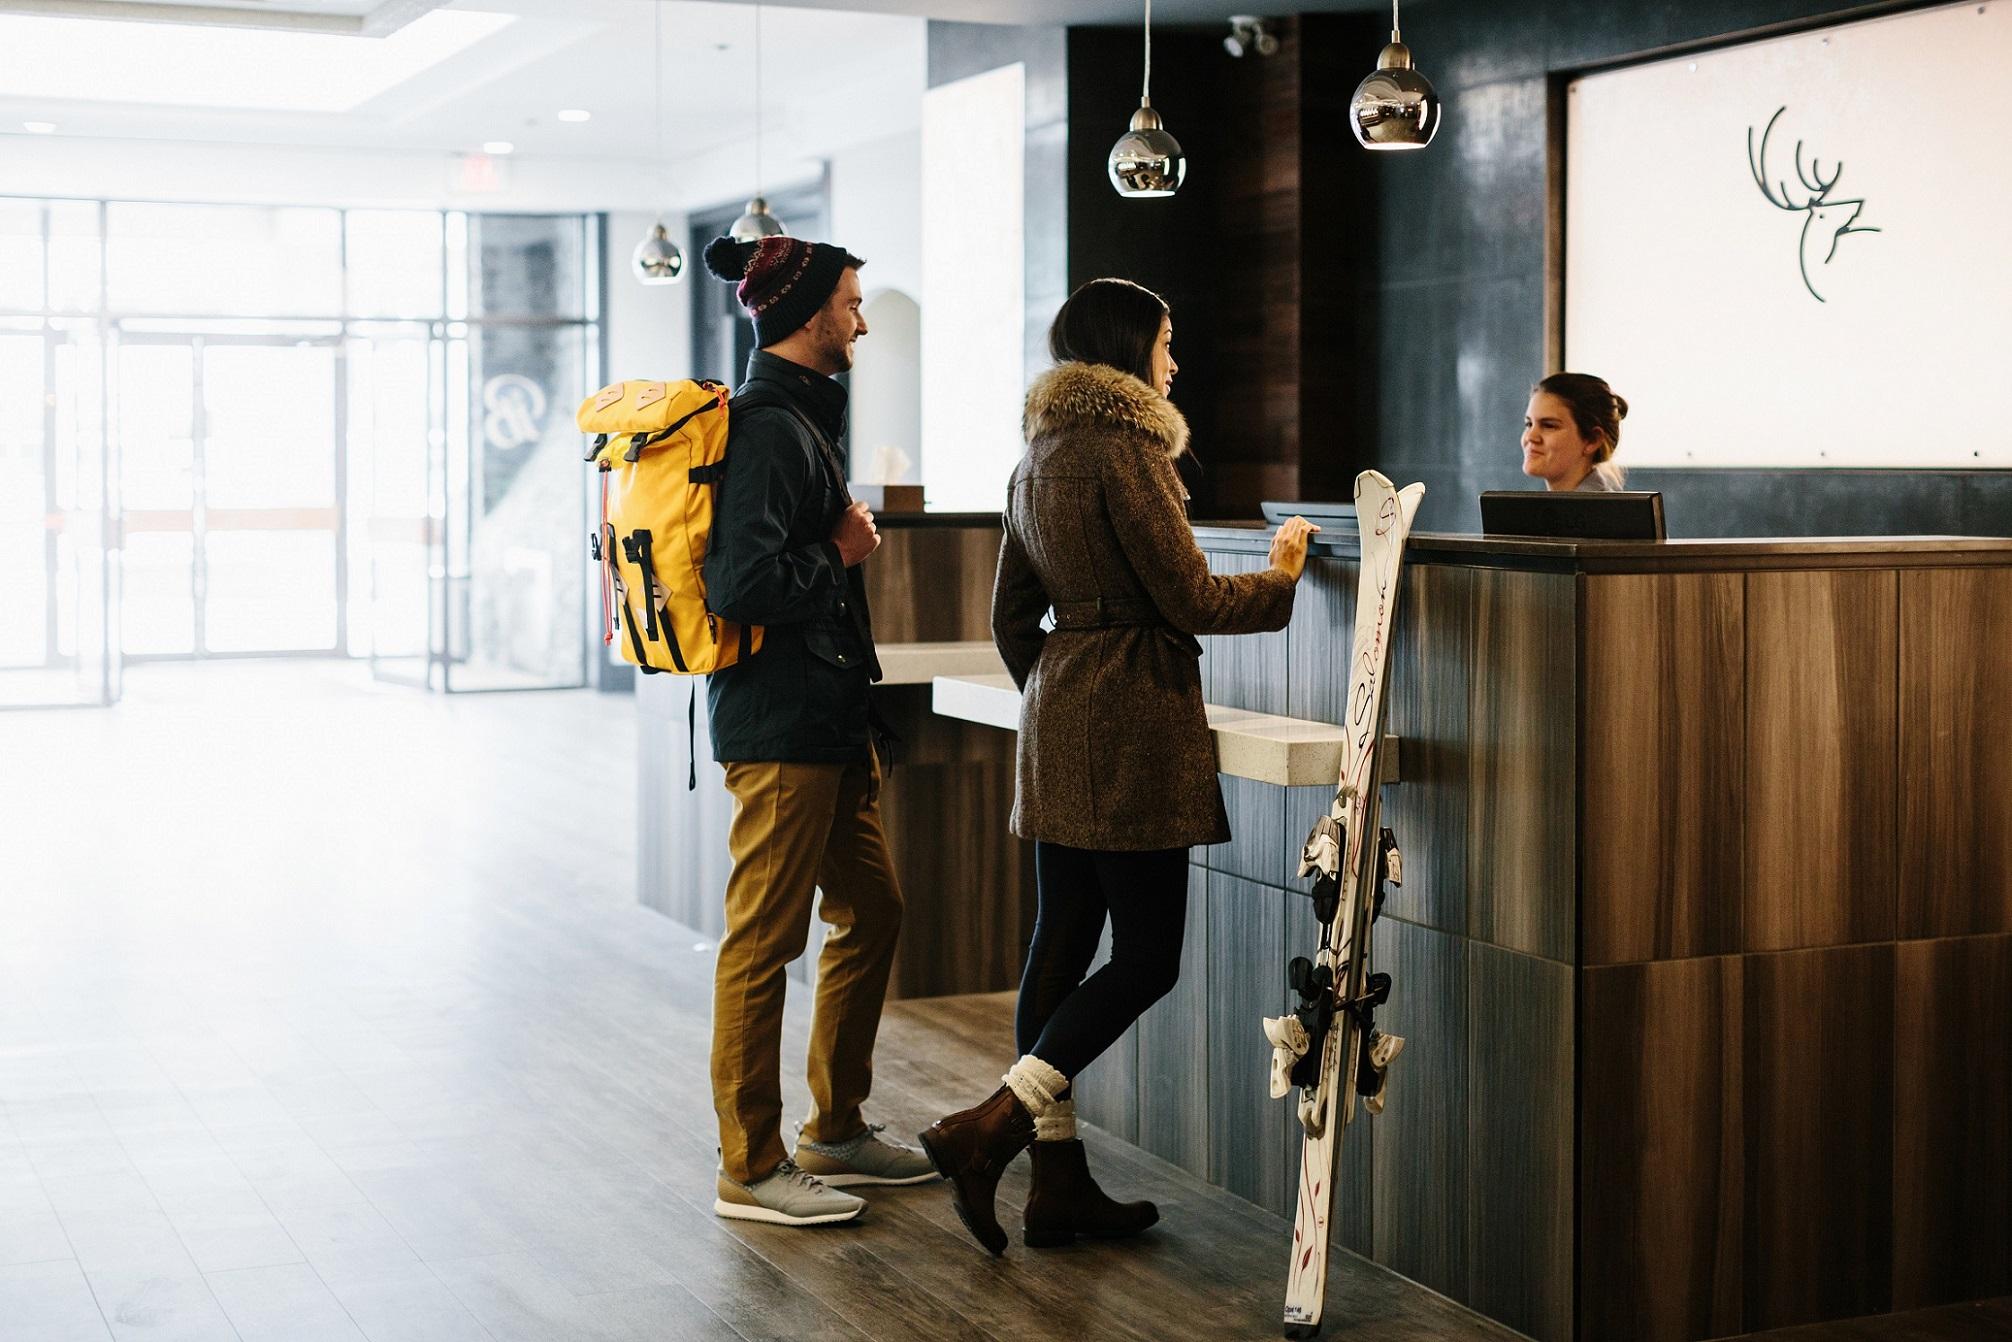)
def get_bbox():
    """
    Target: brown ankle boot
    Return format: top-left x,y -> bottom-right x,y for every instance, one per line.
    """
917,1085 -> 1035,1255
1023,1140 -> 1160,1248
